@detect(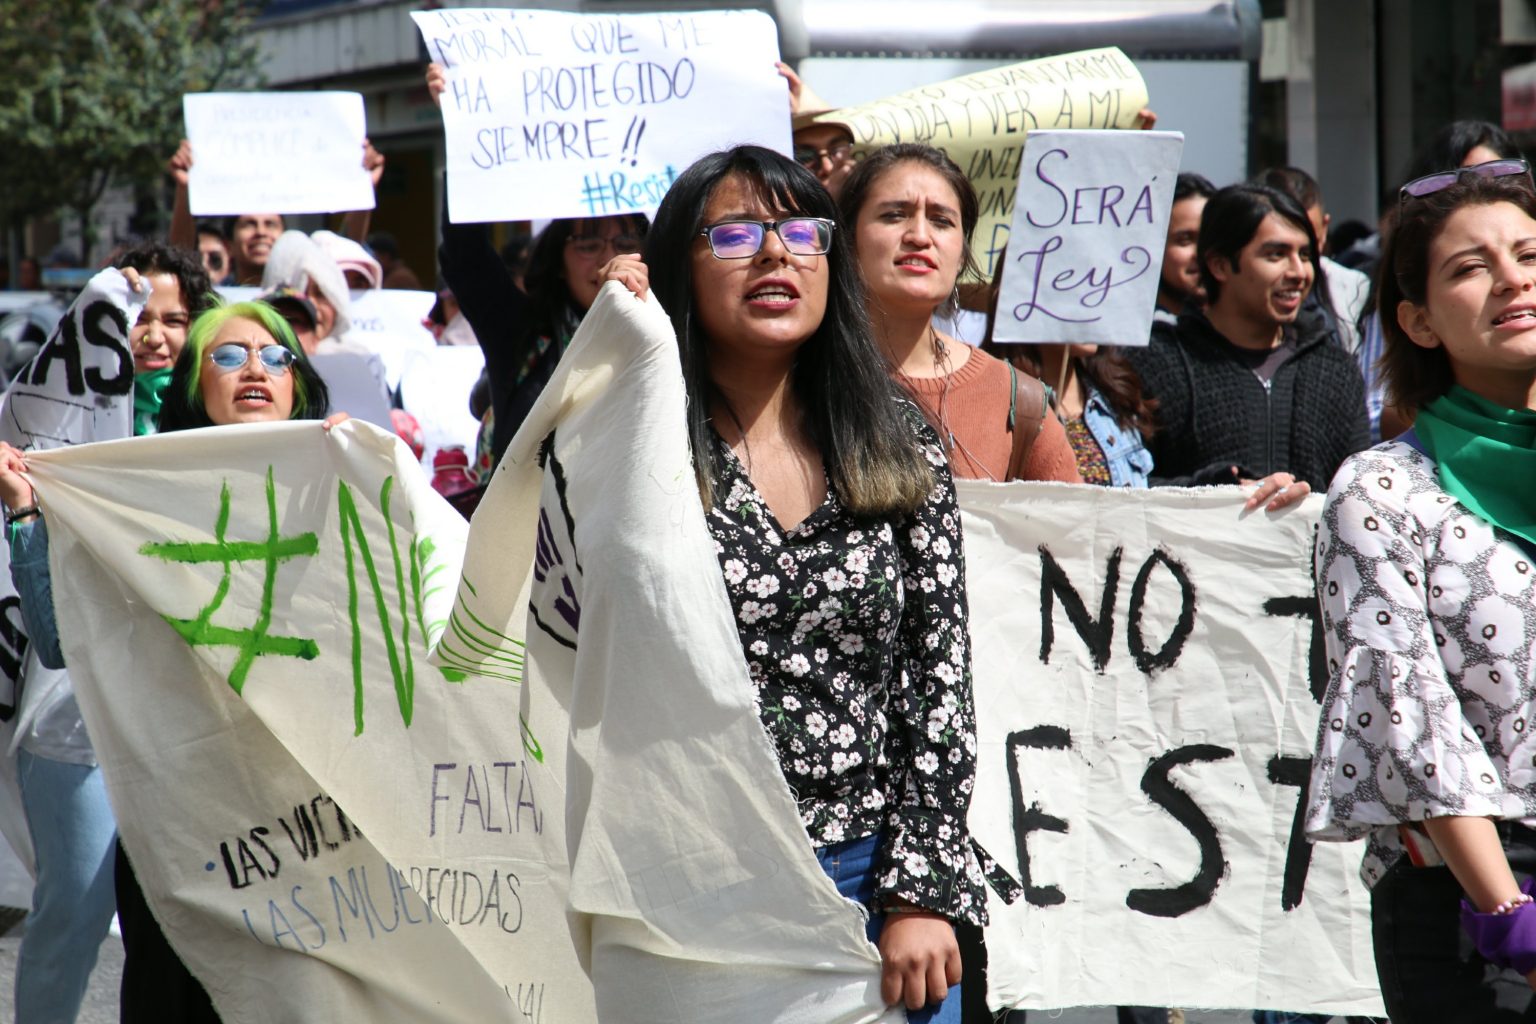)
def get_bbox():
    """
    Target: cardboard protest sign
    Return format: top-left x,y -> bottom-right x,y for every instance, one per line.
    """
0,268 -> 144,873
962,480 -> 1383,1017
991,130 -> 1183,345
816,48 -> 1149,282
411,9 -> 791,223
184,92 -> 374,216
